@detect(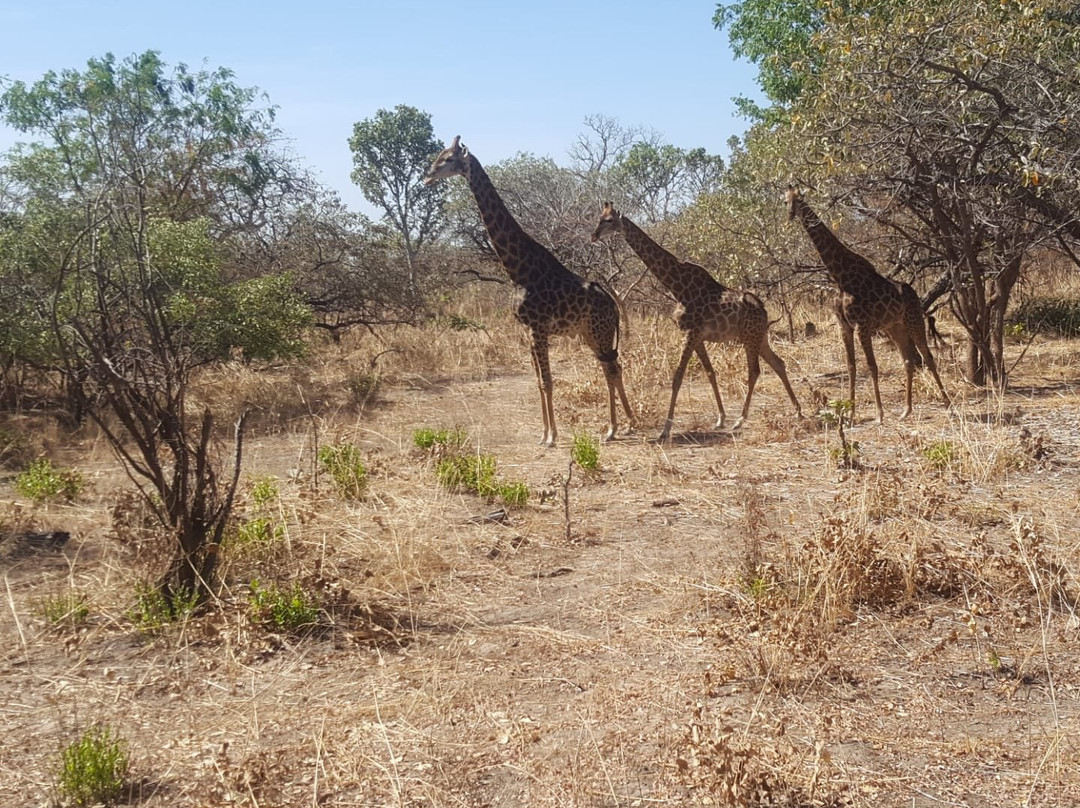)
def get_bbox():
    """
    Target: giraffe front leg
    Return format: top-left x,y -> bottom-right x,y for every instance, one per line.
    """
660,338 -> 698,441
530,334 -> 556,446
693,343 -> 726,429
839,317 -> 858,426
857,327 -> 885,424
